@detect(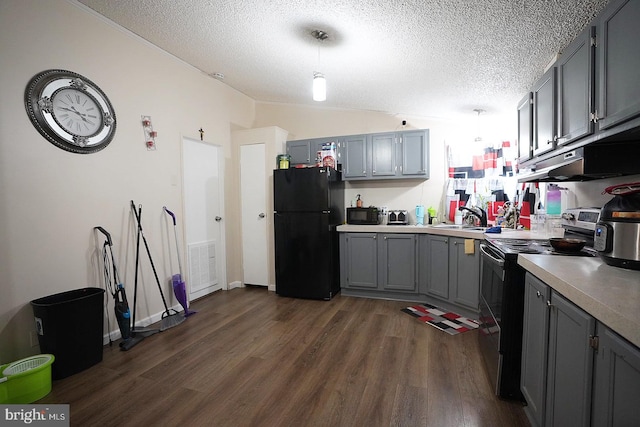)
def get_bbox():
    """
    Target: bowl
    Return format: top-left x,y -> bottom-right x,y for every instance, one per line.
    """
549,238 -> 586,253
